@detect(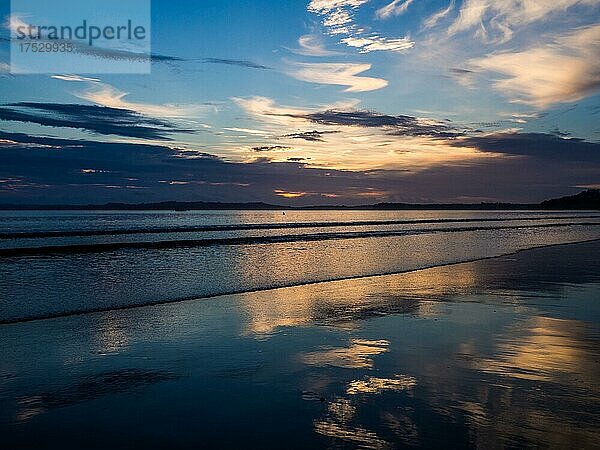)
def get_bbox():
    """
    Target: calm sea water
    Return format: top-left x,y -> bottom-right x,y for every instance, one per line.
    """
1,210 -> 599,323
